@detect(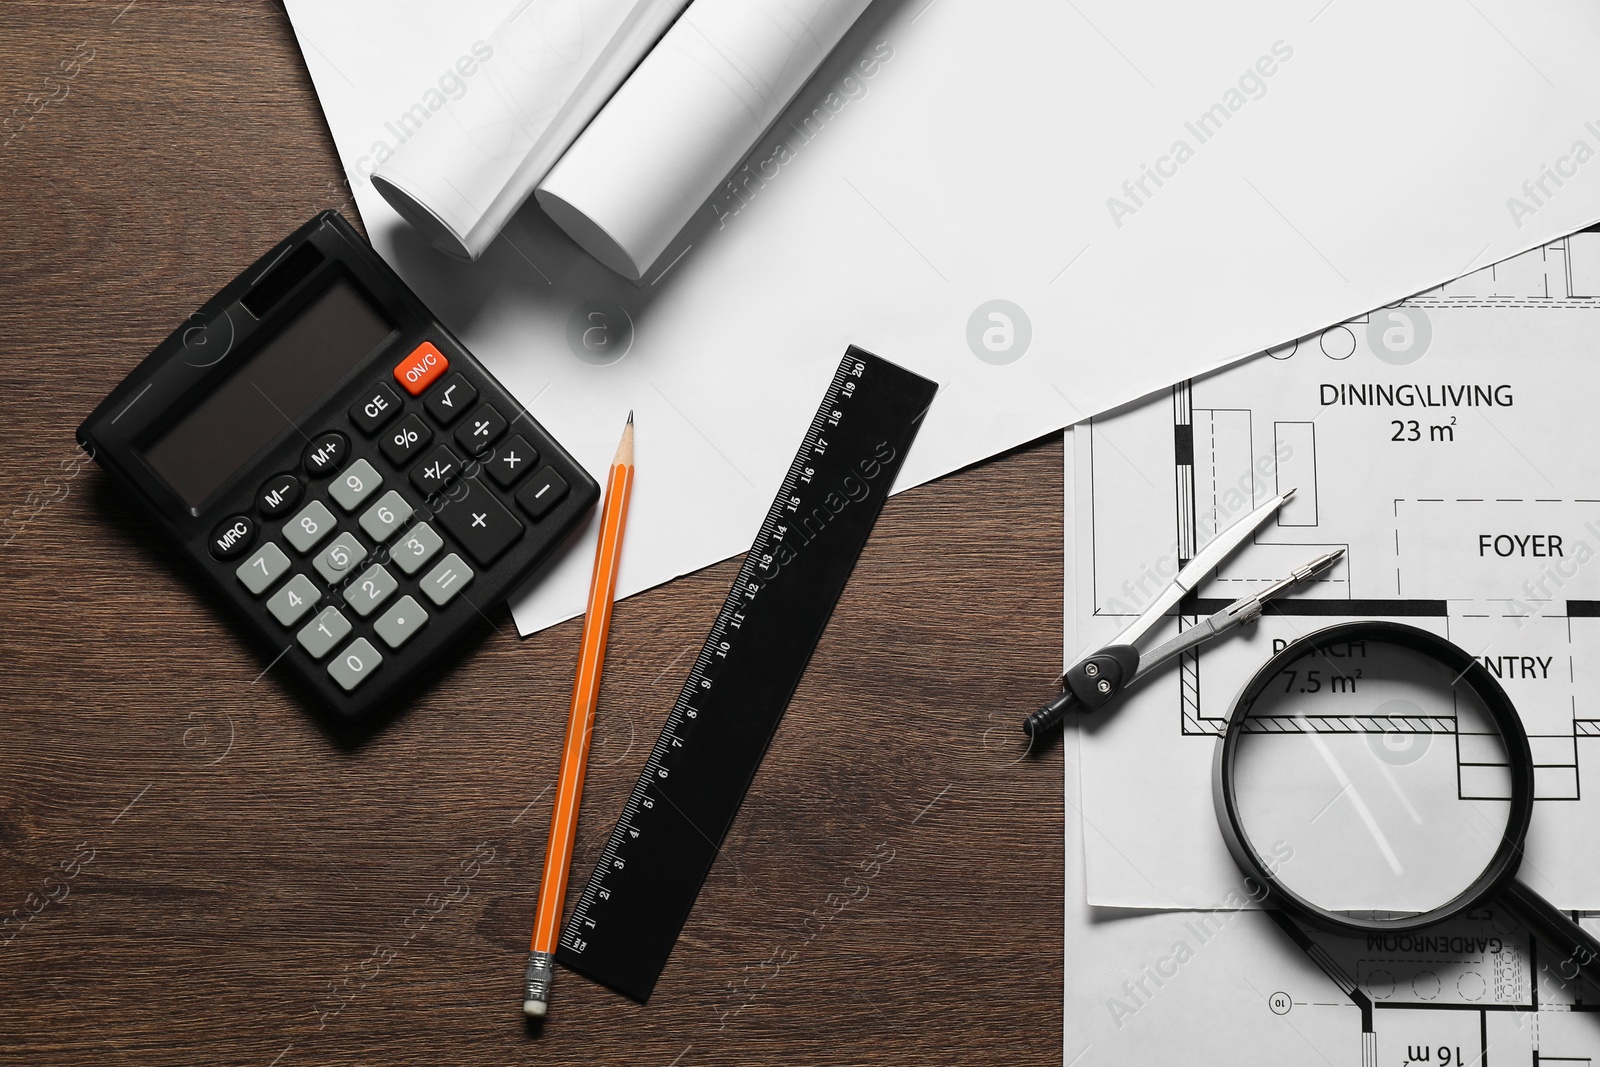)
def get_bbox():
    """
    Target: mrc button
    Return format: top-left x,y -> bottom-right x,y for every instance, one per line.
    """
209,514 -> 256,561
394,341 -> 449,396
